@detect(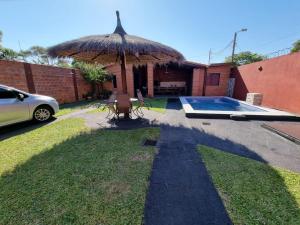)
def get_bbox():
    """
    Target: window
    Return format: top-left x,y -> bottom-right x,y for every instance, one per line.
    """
0,88 -> 17,99
207,73 -> 220,86
112,75 -> 117,88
